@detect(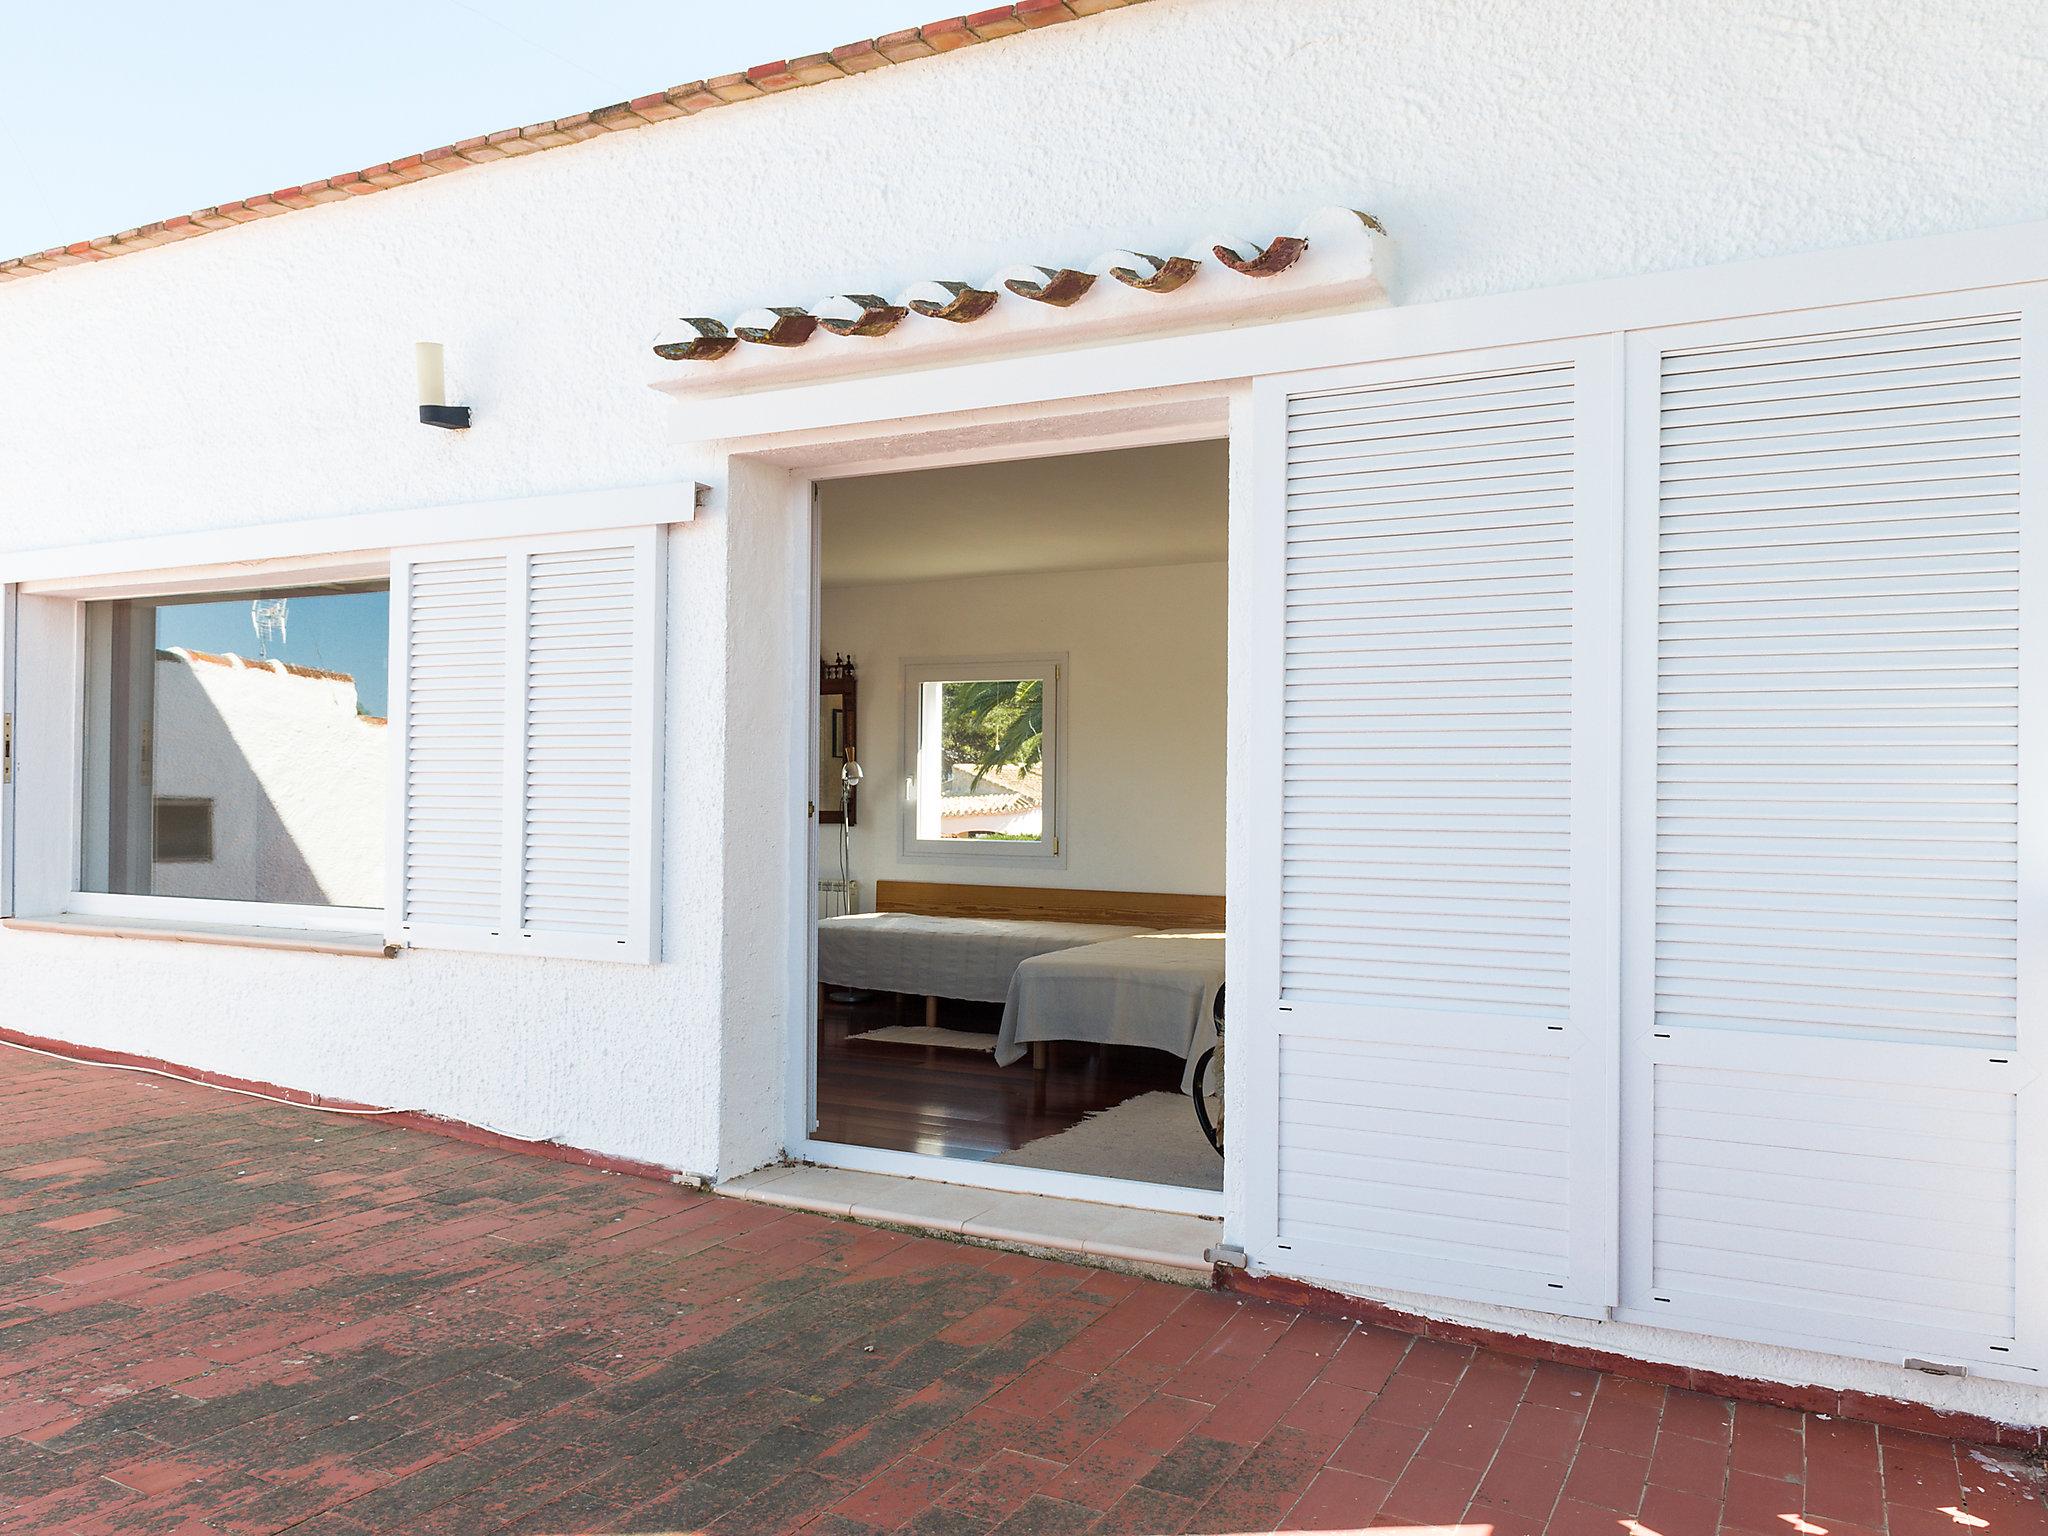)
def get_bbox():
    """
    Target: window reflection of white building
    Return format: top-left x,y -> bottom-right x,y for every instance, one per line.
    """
148,648 -> 386,908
